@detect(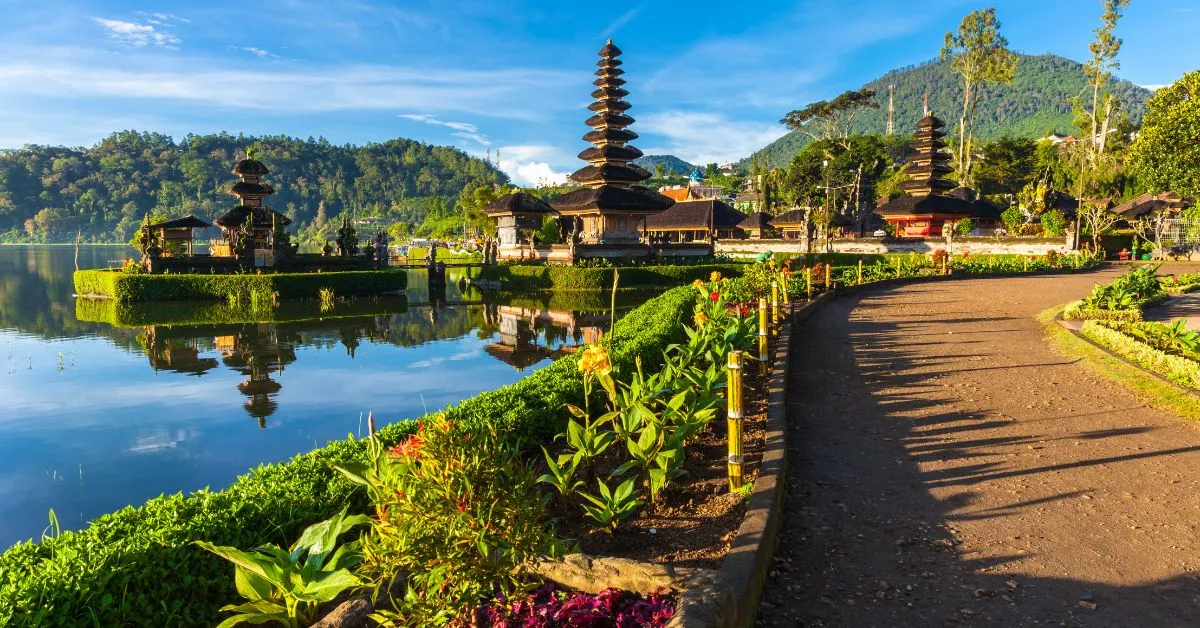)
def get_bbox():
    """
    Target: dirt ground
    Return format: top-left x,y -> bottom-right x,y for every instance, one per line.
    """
760,265 -> 1200,627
